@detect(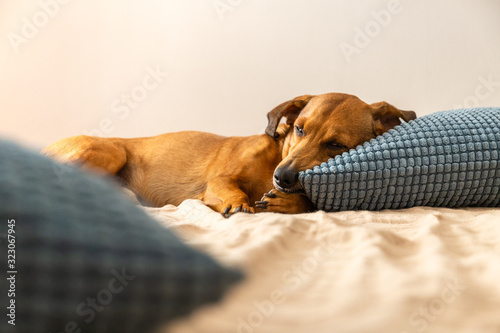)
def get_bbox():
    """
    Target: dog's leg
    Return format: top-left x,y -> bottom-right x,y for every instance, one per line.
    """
42,135 -> 127,176
256,189 -> 315,214
199,176 -> 255,217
